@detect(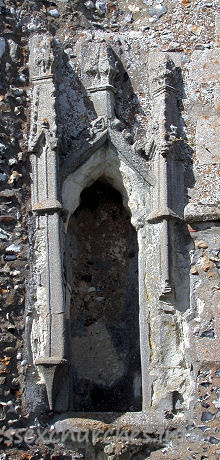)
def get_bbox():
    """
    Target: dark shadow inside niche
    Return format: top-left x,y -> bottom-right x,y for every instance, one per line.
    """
67,180 -> 142,412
